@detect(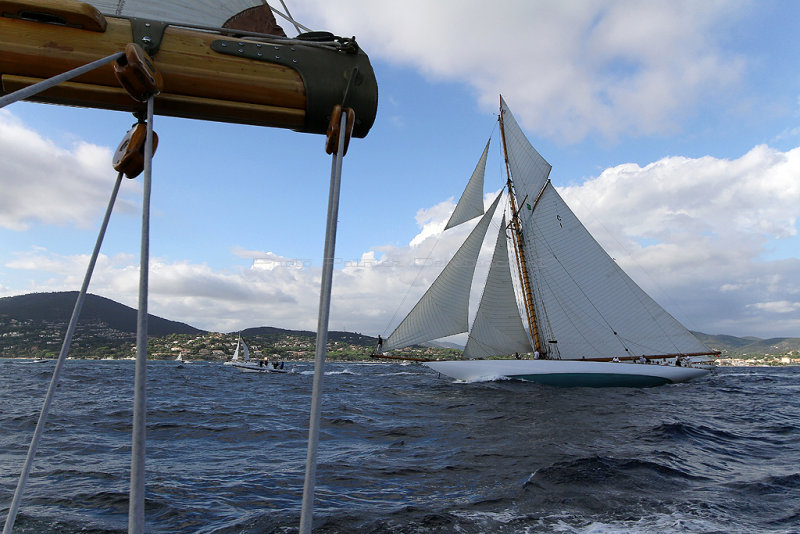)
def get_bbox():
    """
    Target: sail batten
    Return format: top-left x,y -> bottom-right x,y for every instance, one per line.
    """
463,217 -> 533,359
383,194 -> 502,351
445,139 -> 490,230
